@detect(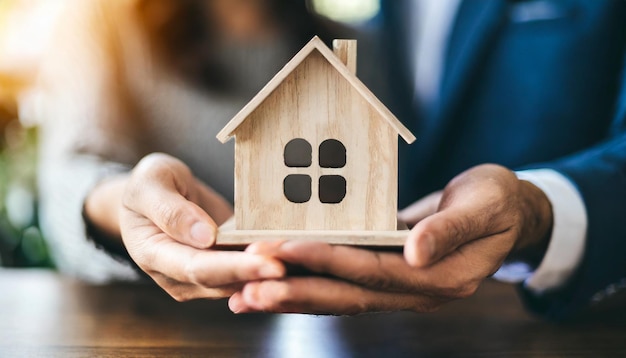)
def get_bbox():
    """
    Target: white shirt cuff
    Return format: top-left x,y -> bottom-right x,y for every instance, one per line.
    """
493,169 -> 587,294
